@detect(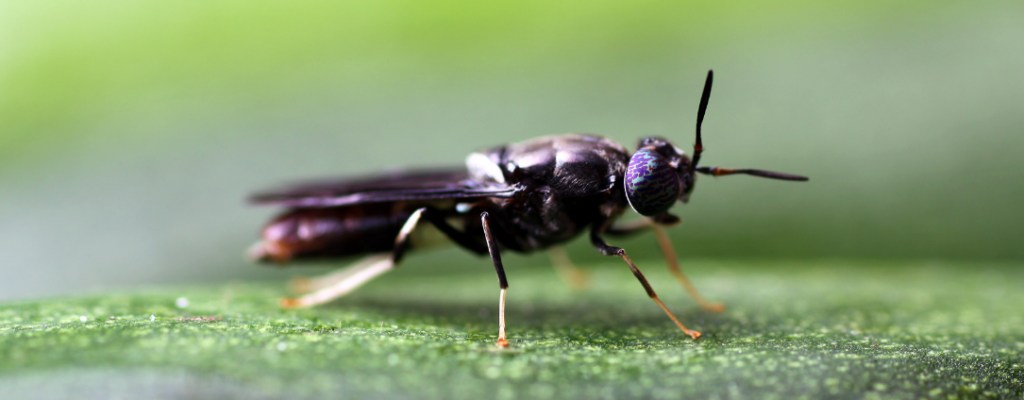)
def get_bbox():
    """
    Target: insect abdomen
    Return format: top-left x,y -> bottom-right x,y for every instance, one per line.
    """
249,204 -> 413,263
